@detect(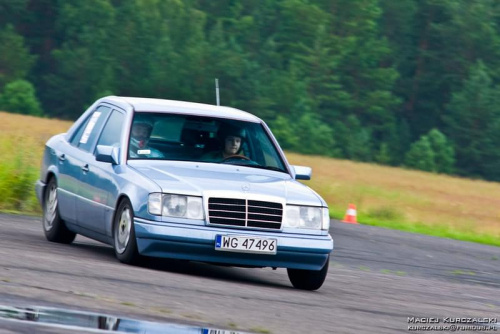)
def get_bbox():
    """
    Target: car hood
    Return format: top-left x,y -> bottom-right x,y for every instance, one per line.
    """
128,161 -> 325,206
